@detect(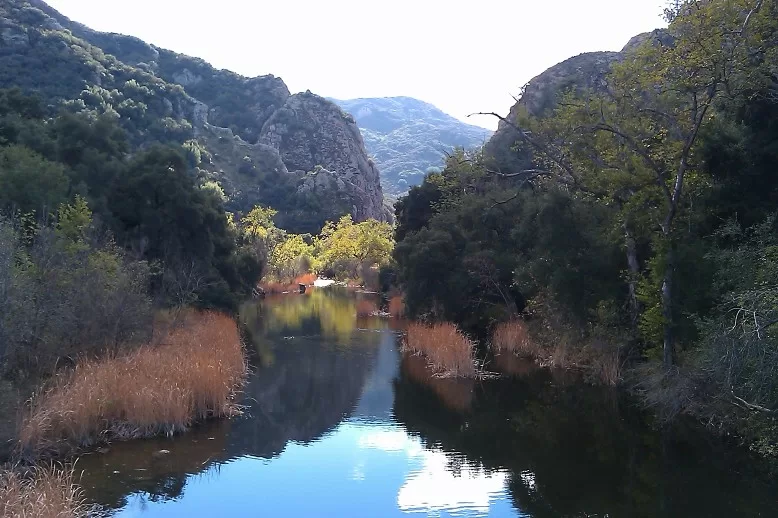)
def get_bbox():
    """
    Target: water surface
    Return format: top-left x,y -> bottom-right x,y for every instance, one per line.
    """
77,288 -> 777,517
